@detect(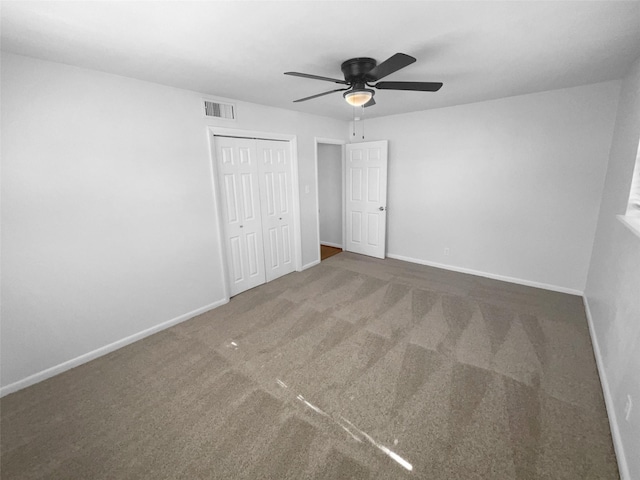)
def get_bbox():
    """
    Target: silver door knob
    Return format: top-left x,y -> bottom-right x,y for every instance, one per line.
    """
379,206 -> 385,211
